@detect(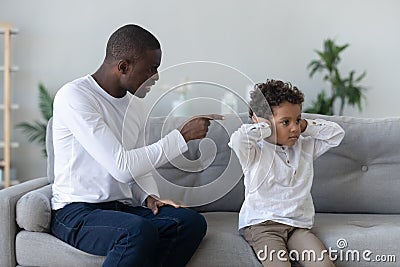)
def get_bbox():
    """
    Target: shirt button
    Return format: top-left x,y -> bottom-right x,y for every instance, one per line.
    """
361,165 -> 368,172
287,160 -> 290,164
